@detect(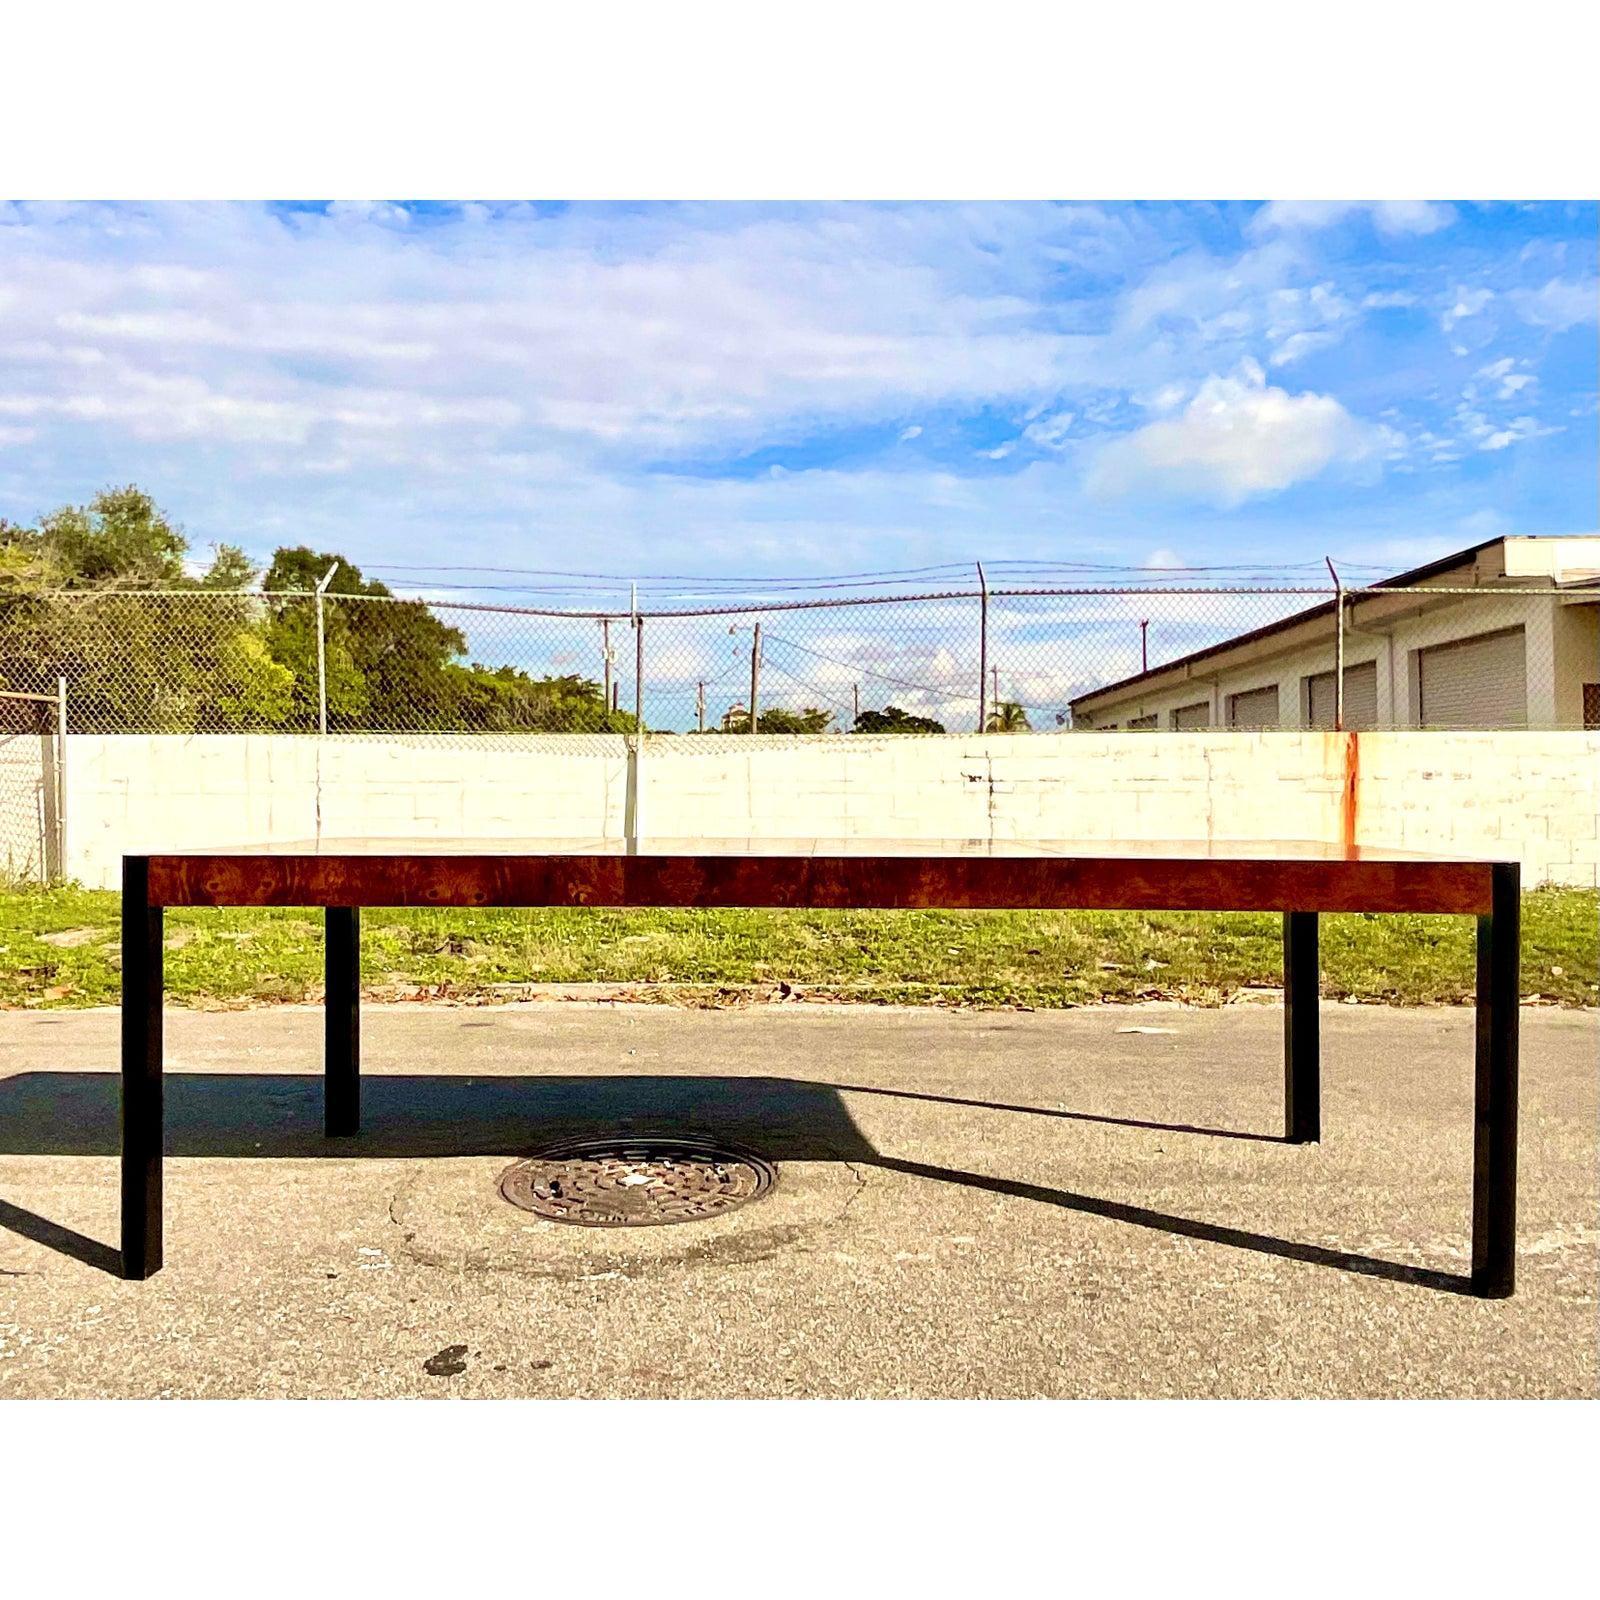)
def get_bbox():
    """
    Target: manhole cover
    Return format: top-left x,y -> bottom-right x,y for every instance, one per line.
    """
499,1135 -> 777,1228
